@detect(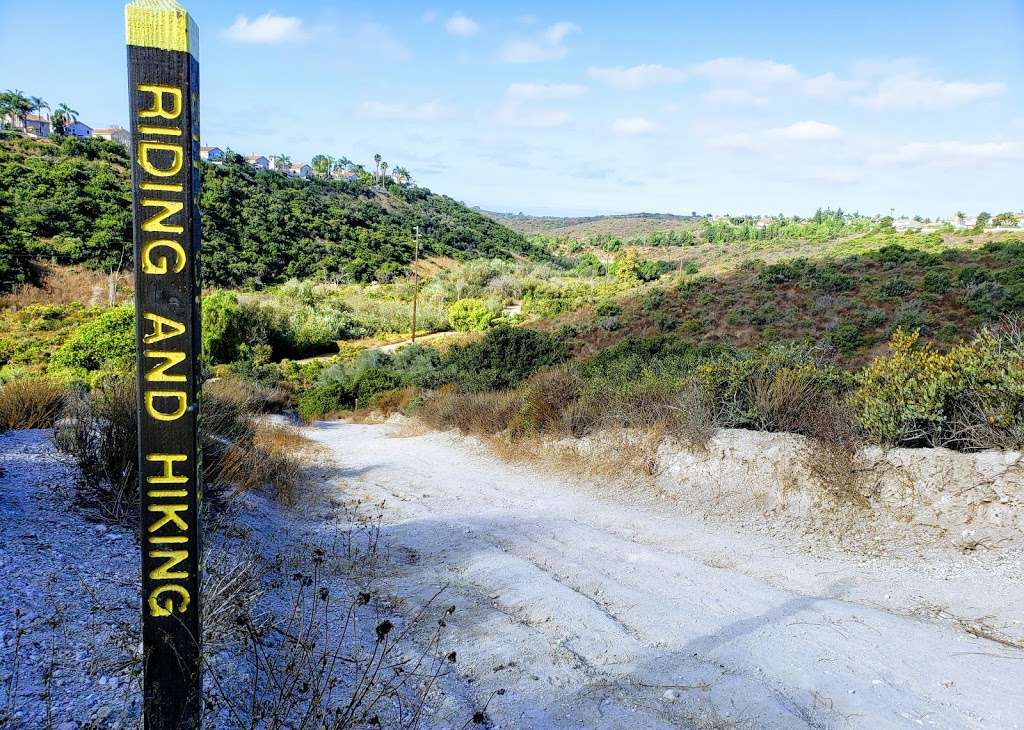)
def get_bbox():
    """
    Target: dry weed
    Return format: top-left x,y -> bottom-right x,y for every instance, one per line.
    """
0,377 -> 68,431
